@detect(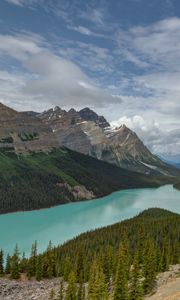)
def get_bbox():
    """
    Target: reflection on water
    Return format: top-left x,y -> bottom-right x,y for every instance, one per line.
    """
0,185 -> 179,255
